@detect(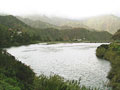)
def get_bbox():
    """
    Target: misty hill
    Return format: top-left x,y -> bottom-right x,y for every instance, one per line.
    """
17,17 -> 60,29
82,15 -> 120,34
22,15 -> 73,26
21,15 -> 89,29
23,15 -> 120,34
